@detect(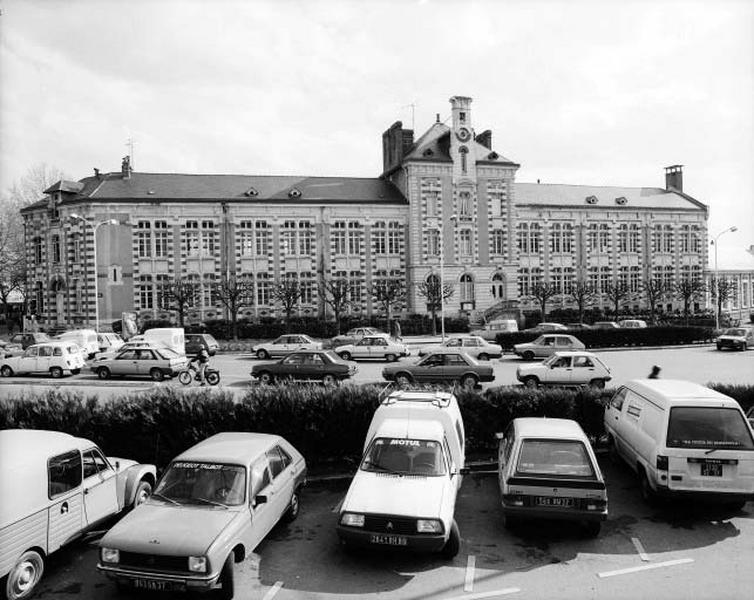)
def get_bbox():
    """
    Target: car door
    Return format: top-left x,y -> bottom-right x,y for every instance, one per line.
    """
248,456 -> 279,550
271,336 -> 289,357
47,449 -> 85,553
81,447 -> 118,526
352,338 -> 372,359
266,445 -> 294,521
414,353 -> 444,382
111,349 -> 138,376
556,336 -> 574,352
36,345 -> 54,373
280,353 -> 304,379
135,349 -> 160,376
444,353 -> 469,381
536,336 -> 556,358
572,355 -> 597,384
546,355 -> 573,384
462,338 -> 480,359
370,337 -> 390,359
18,345 -> 40,373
